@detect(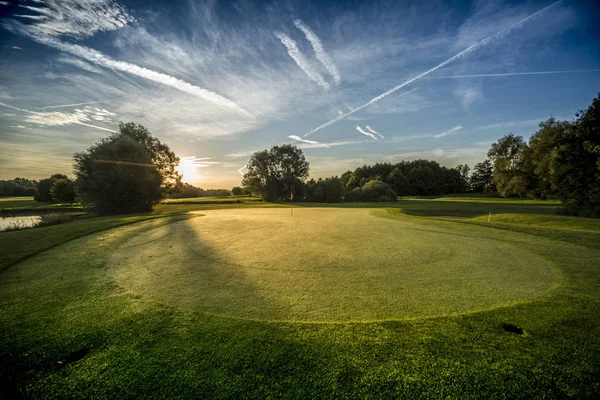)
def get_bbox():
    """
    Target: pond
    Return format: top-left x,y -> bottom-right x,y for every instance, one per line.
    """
0,215 -> 42,232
